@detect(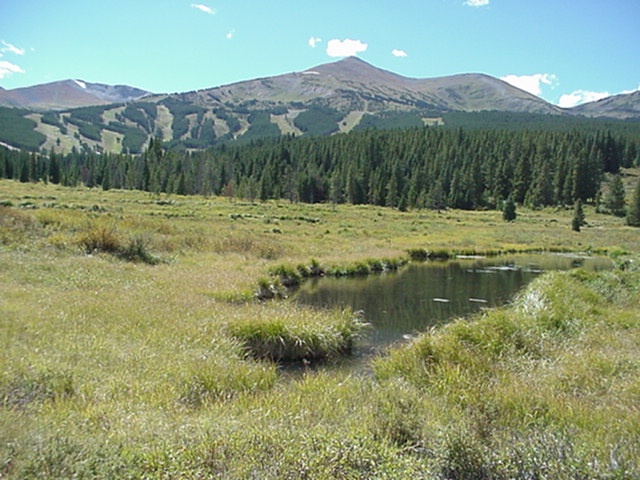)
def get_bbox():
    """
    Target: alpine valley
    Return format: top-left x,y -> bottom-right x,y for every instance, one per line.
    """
1,57 -> 640,154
